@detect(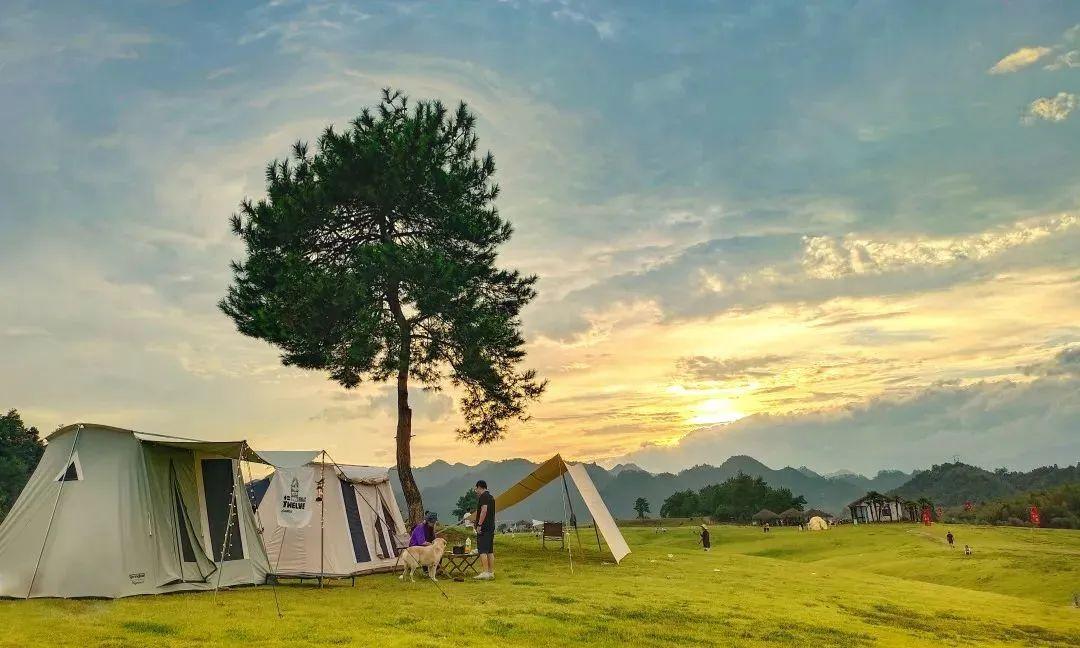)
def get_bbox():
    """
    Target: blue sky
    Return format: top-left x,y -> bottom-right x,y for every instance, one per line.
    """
1,1 -> 1078,473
